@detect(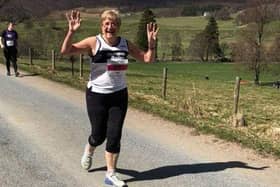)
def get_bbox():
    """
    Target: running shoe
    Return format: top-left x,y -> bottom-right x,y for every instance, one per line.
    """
105,173 -> 127,187
80,152 -> 93,170
15,72 -> 20,77
7,72 -> 11,76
